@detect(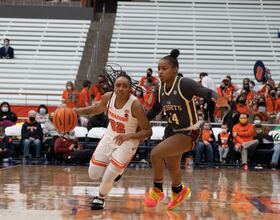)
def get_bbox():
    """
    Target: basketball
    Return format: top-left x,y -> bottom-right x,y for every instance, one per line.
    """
53,107 -> 78,133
